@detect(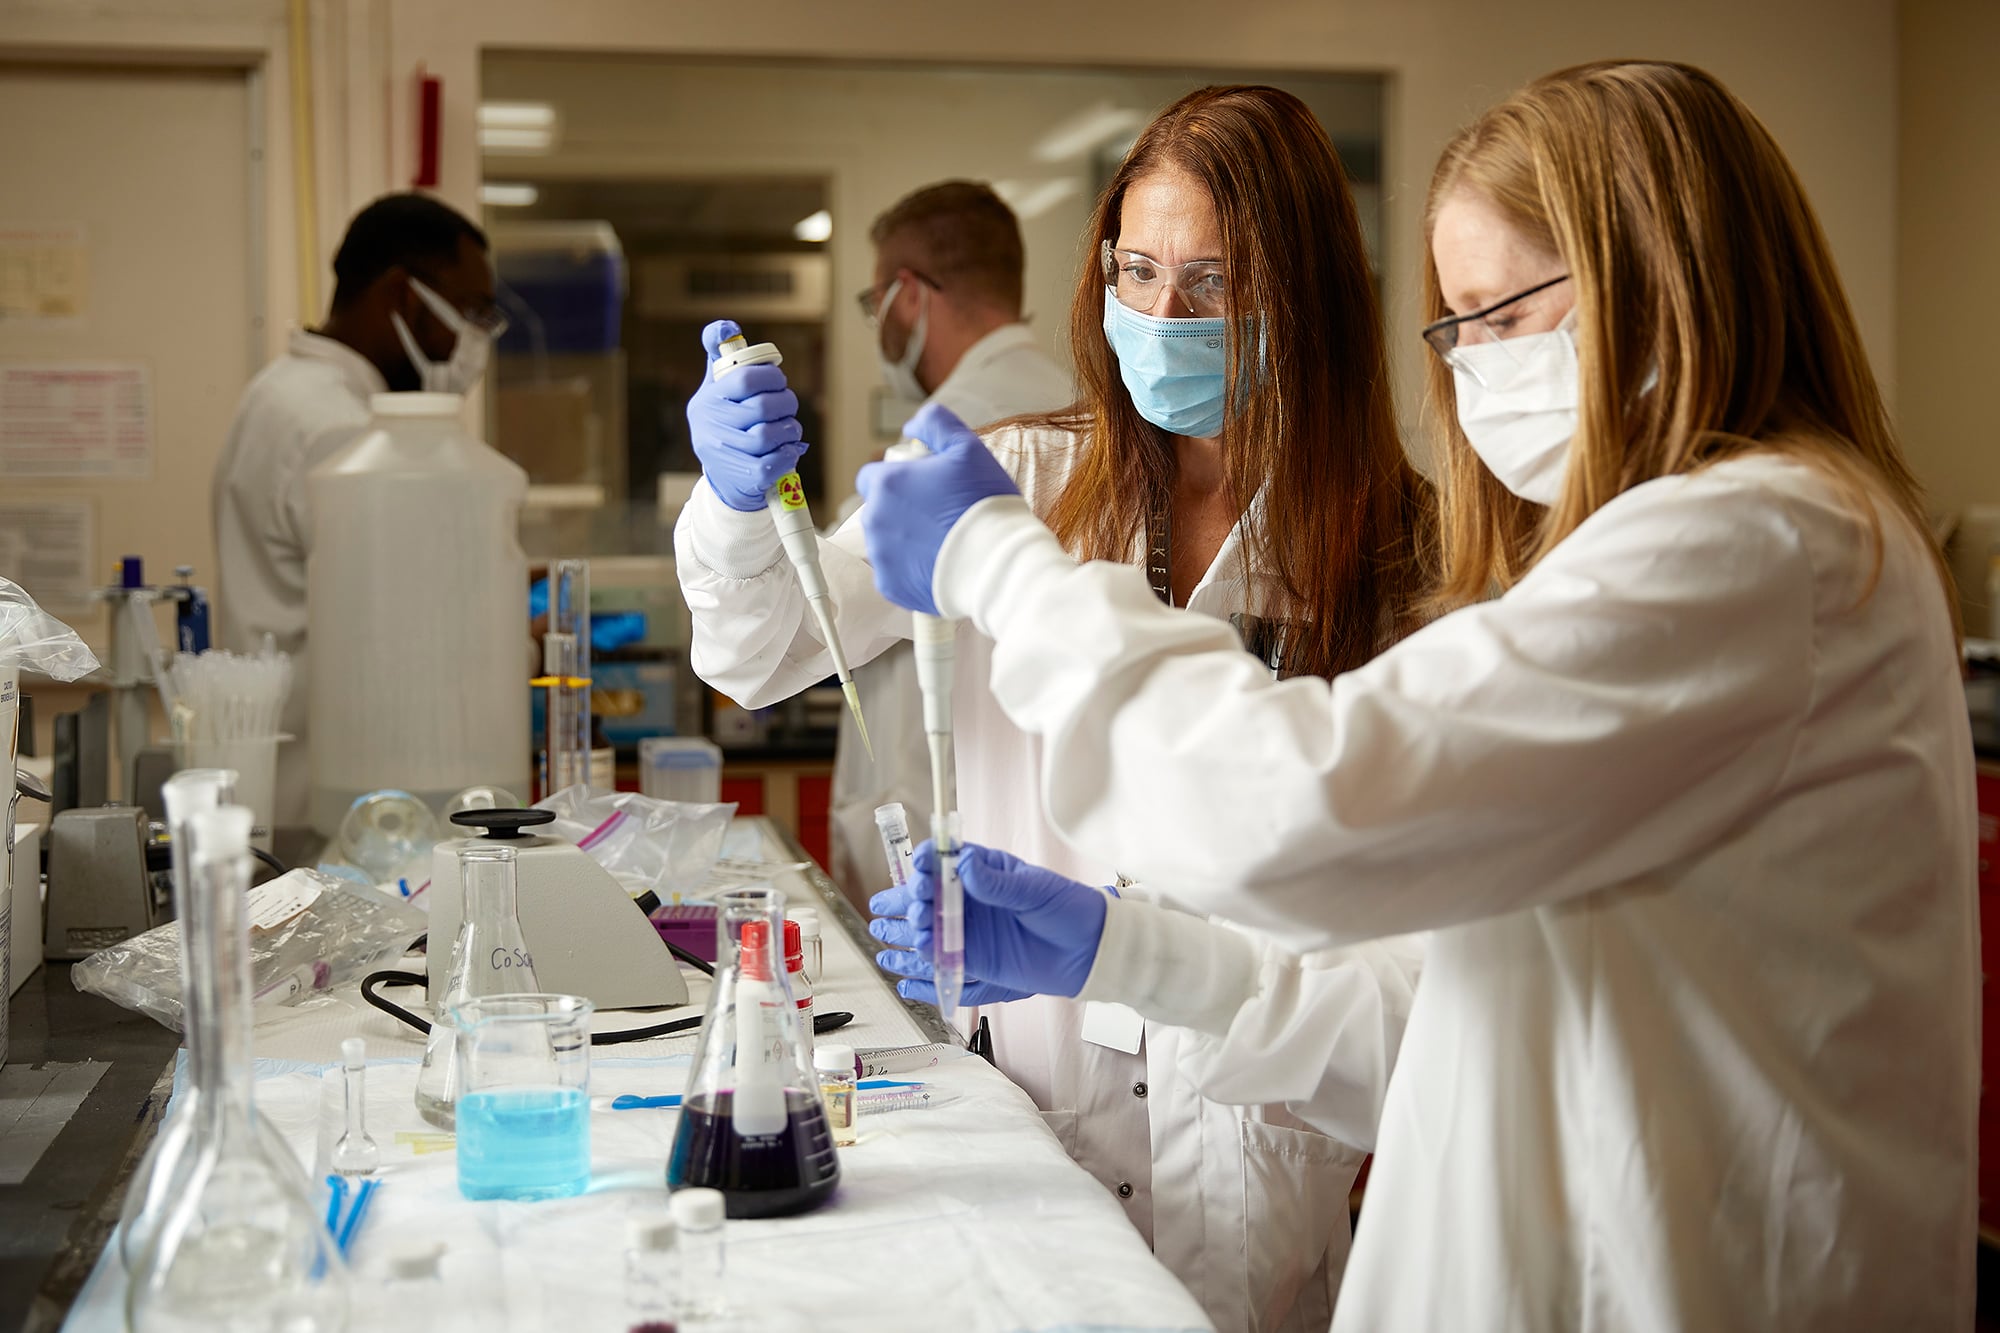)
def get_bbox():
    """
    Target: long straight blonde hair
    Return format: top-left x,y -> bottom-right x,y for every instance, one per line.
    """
1423,60 -> 1955,630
